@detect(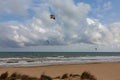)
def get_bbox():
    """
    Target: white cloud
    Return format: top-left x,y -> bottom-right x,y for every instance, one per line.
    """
0,0 -> 120,48
85,18 -> 114,45
109,22 -> 120,44
0,0 -> 32,16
